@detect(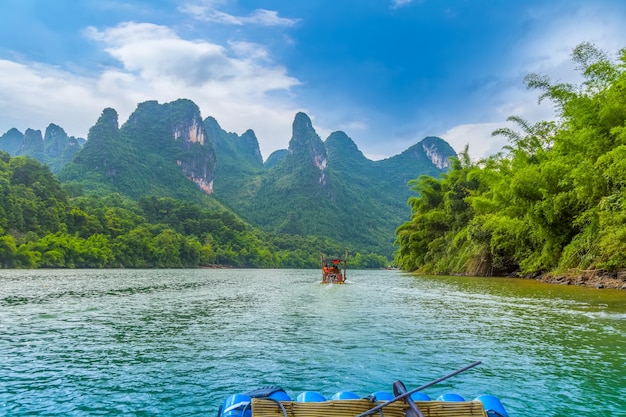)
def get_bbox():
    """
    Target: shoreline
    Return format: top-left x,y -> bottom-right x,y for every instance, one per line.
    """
534,270 -> 626,290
